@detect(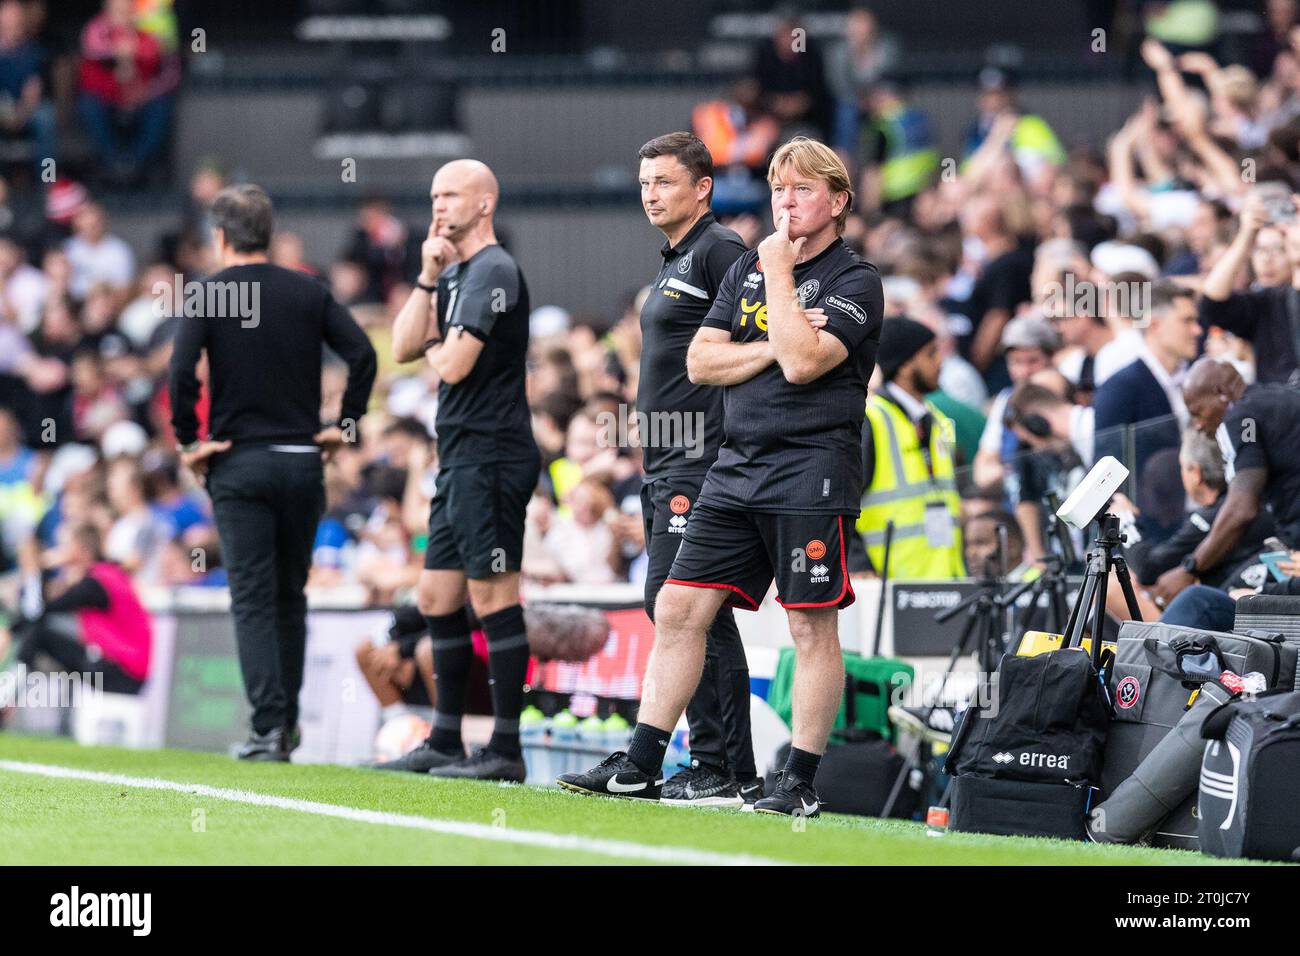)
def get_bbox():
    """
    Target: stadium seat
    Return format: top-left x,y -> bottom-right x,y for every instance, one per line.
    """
325,82 -> 385,133
300,0 -> 369,15
381,81 -> 459,132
